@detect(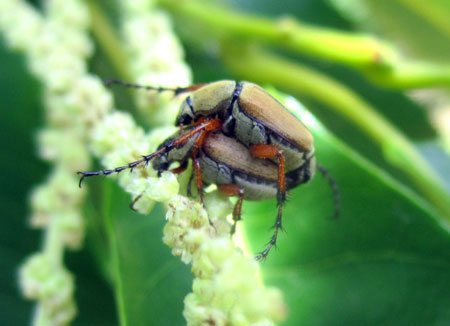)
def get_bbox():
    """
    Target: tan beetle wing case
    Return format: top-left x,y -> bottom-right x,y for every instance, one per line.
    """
191,80 -> 236,115
238,82 -> 313,151
203,132 -> 278,182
